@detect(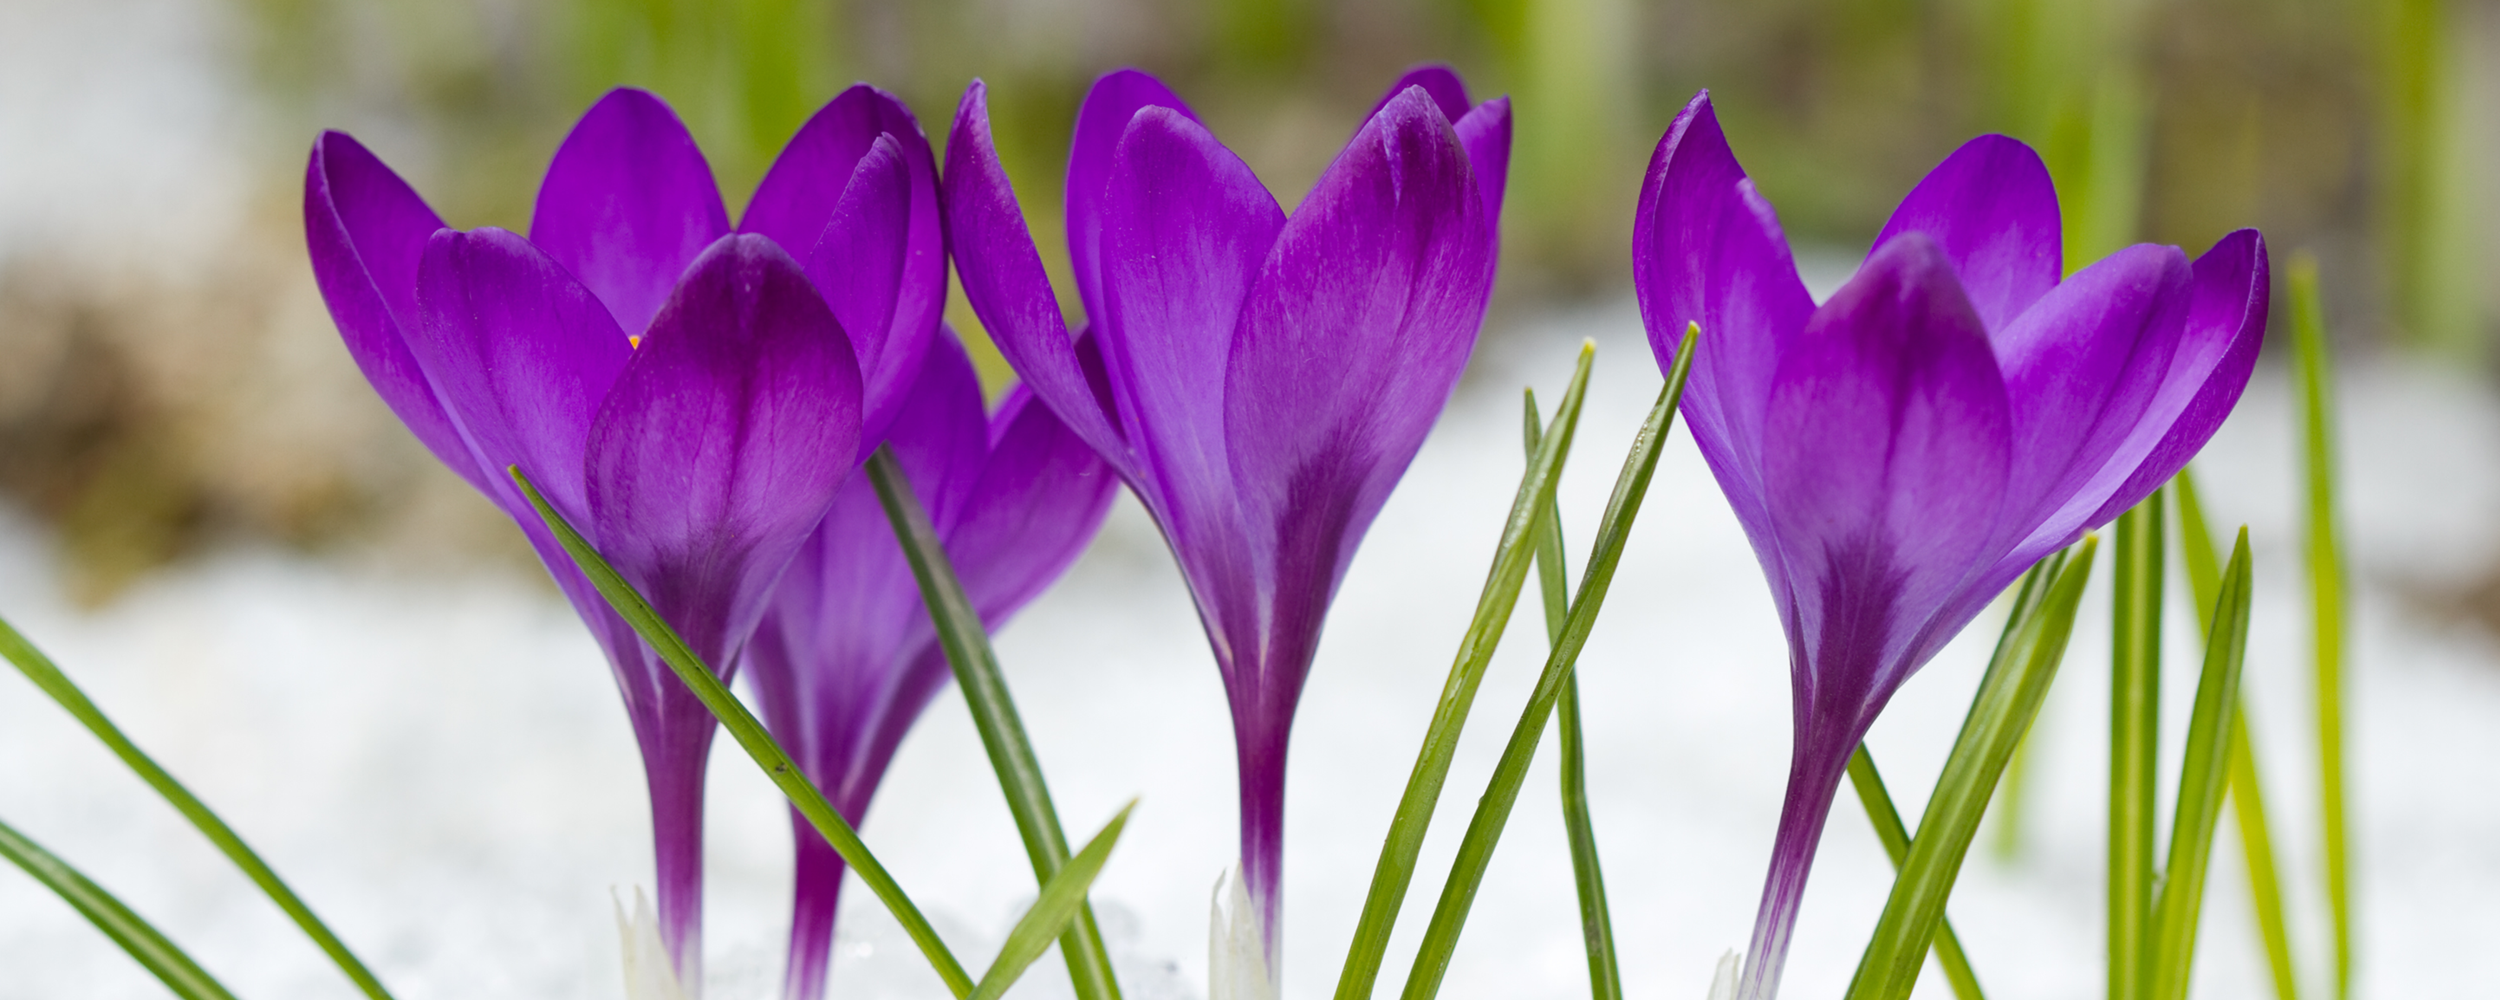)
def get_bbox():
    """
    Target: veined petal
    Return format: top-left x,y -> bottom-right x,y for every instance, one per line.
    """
950,382 -> 1119,623
303,131 -> 487,491
1067,69 -> 1202,323
1989,243 -> 2192,547
1870,135 -> 2061,333
745,84 -> 945,443
585,234 -> 863,672
1762,233 -> 2011,700
1098,106 -> 1286,520
531,88 -> 731,339
944,82 -> 1131,470
1225,84 -> 1492,616
1633,92 -> 1815,548
410,227 -> 632,526
805,135 -> 918,452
